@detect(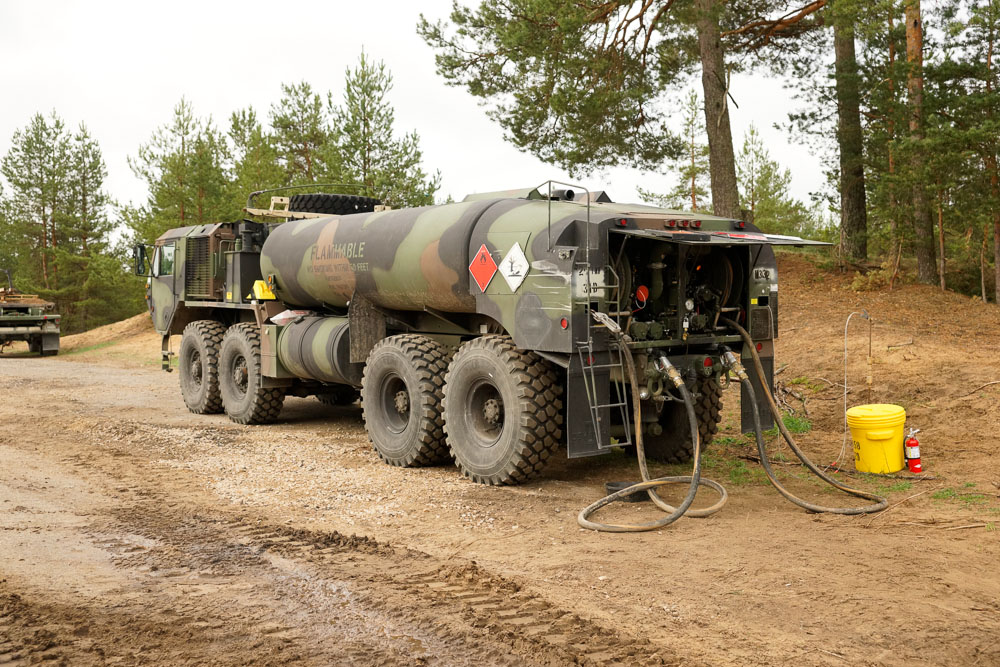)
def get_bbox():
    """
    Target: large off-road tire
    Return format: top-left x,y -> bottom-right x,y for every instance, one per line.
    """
361,334 -> 451,467
643,376 -> 723,464
178,320 -> 226,414
443,335 -> 563,485
288,193 -> 381,216
316,385 -> 360,406
219,323 -> 285,424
